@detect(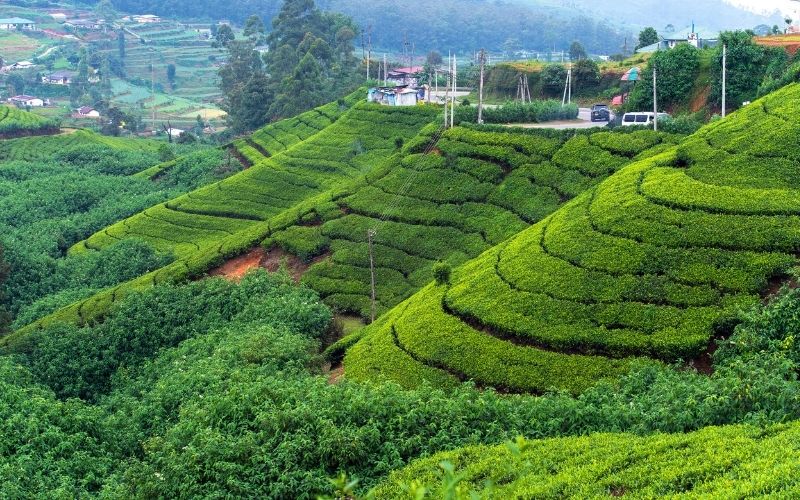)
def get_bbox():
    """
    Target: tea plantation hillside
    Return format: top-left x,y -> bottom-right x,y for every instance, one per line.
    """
344,83 -> 800,395
0,105 -> 59,138
70,95 -> 437,260
4,97 -> 439,341
283,126 -> 680,318
375,422 -> 800,497
0,129 -> 161,162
